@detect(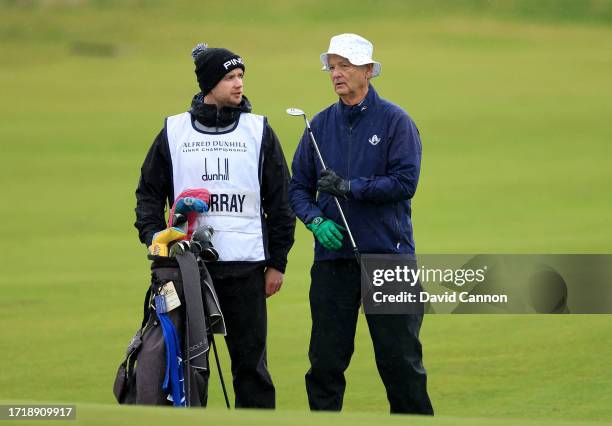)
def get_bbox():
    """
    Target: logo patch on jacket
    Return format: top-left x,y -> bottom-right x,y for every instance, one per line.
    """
368,134 -> 381,146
